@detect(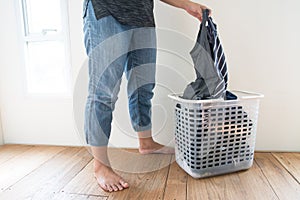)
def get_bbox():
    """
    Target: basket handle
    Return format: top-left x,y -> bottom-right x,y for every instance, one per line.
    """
168,91 -> 263,103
